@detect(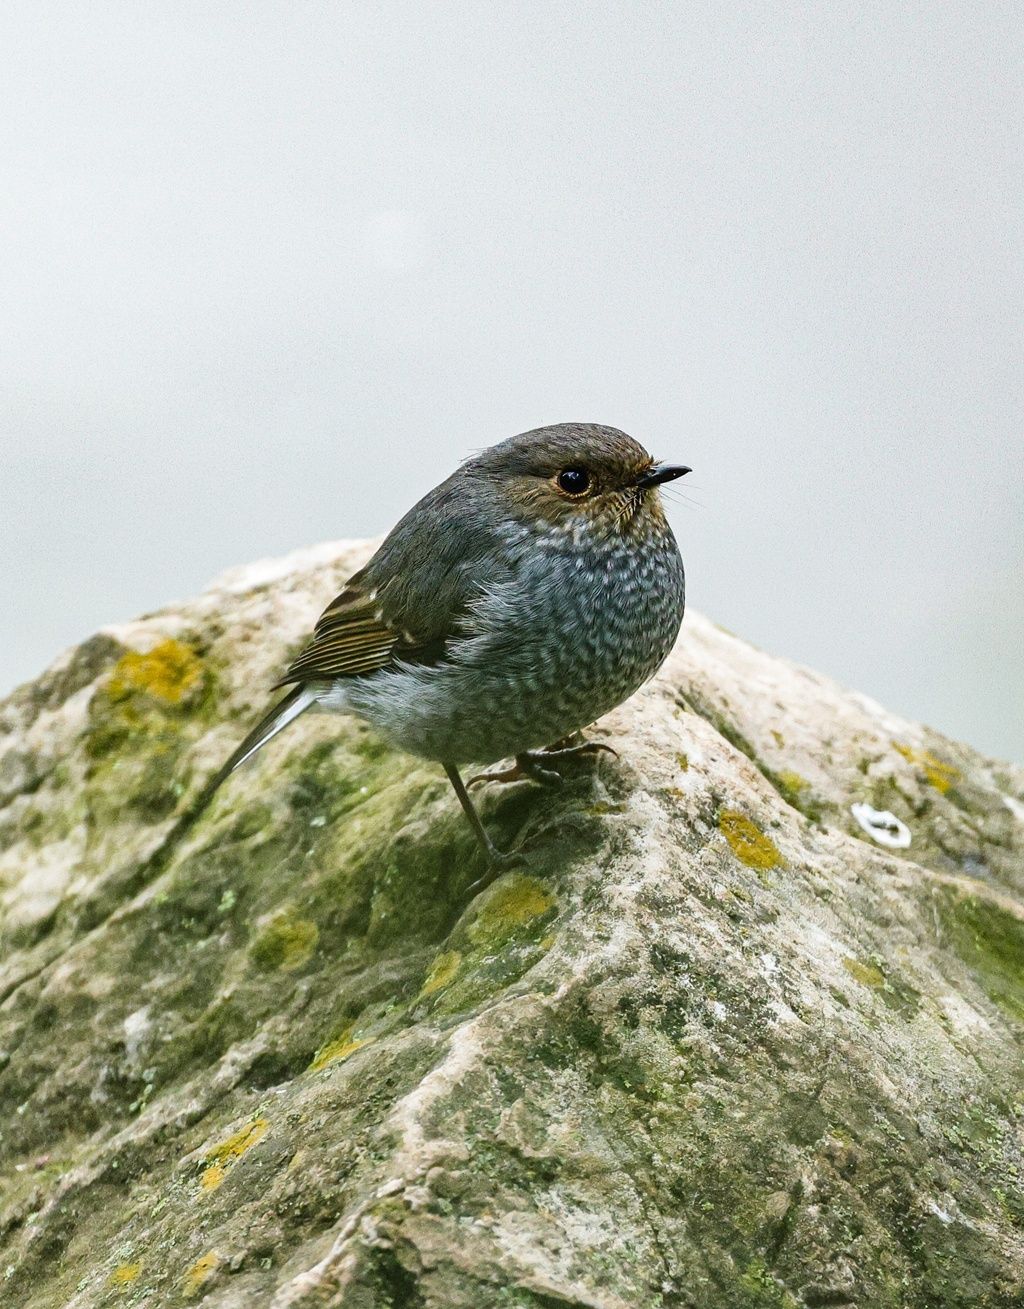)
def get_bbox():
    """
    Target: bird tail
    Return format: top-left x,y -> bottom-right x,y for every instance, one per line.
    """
203,684 -> 319,801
